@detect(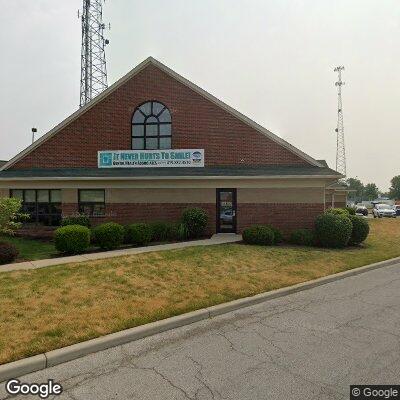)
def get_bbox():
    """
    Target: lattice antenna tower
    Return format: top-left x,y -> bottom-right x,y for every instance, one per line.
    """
334,66 -> 346,177
78,0 -> 110,107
